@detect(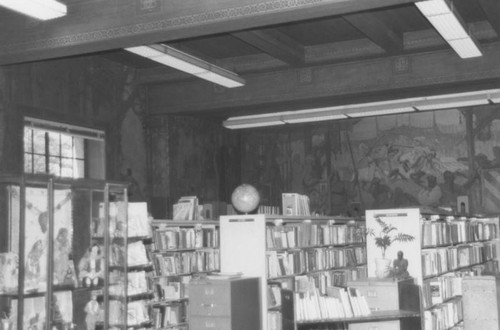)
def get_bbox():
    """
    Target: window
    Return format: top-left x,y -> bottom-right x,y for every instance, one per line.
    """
23,117 -> 105,179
